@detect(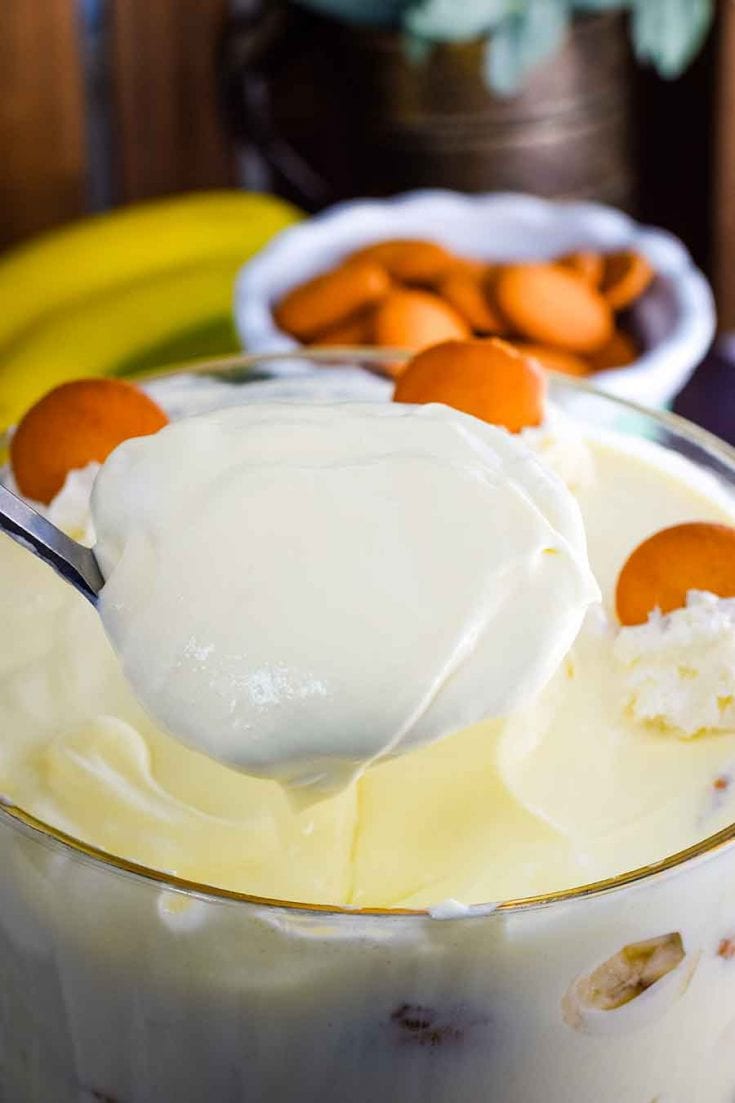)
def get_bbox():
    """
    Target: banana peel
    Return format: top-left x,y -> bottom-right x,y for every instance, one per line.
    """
0,257 -> 247,429
0,190 -> 300,355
